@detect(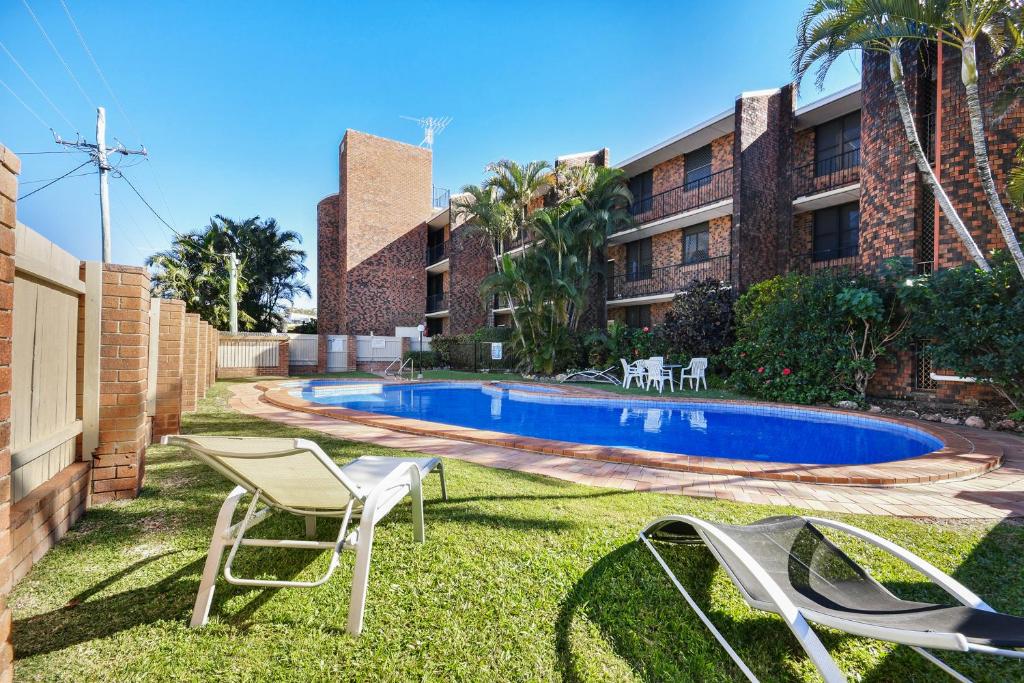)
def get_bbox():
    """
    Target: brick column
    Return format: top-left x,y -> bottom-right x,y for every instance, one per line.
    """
346,335 -> 357,371
317,333 -> 328,374
197,322 -> 209,398
92,265 -> 150,503
153,299 -> 185,439
277,338 -> 289,376
0,144 -> 20,682
181,314 -> 200,411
